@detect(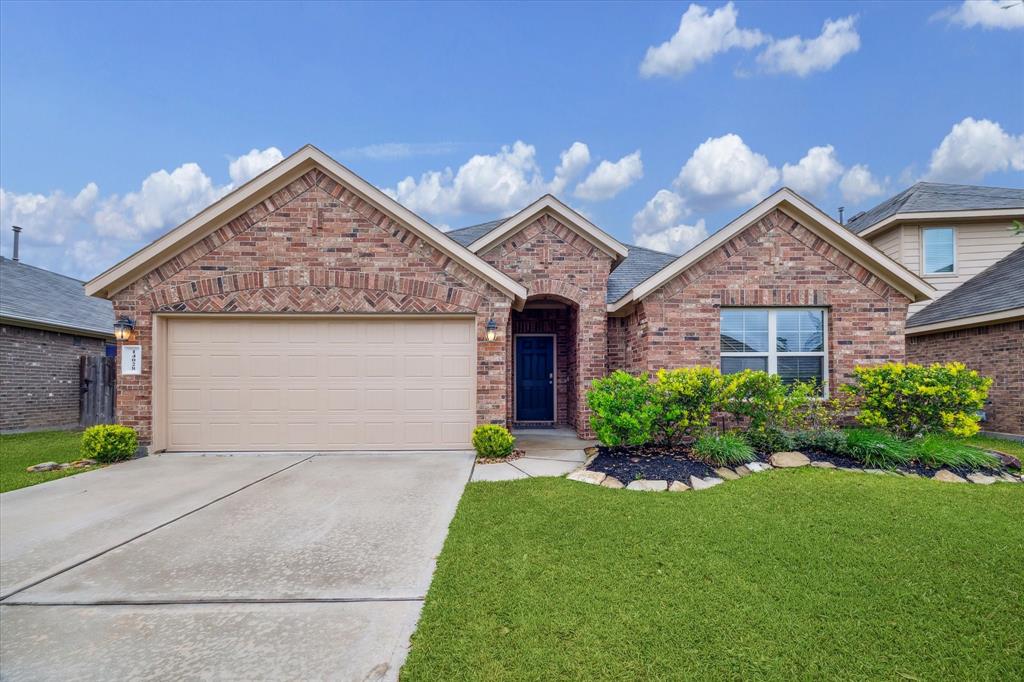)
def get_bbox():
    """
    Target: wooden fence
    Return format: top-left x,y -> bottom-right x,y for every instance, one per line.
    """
80,356 -> 116,427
